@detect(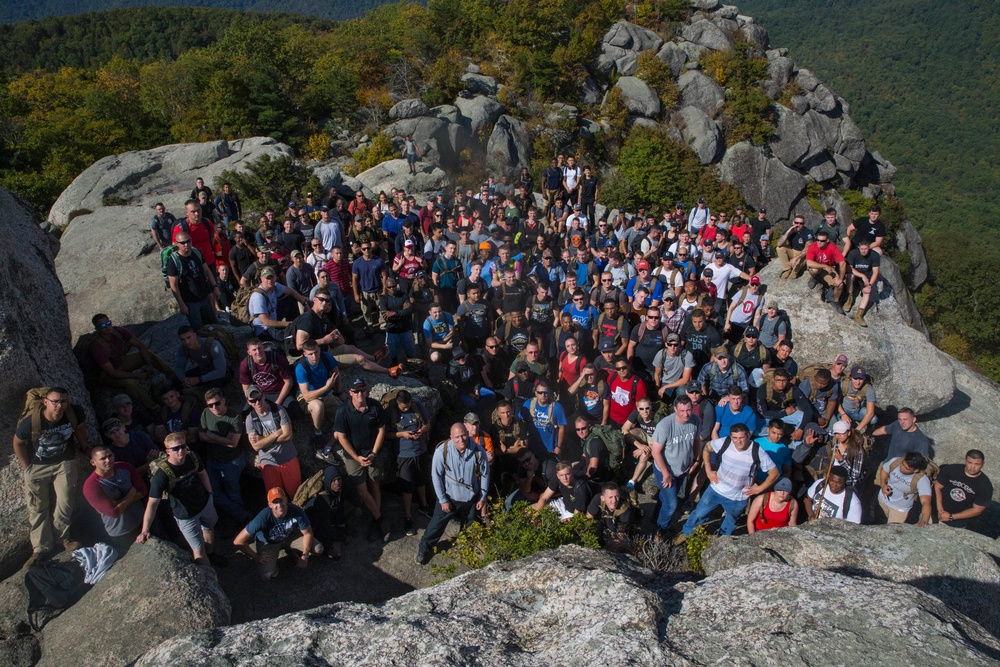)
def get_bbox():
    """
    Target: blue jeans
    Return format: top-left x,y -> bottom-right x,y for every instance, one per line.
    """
652,468 -> 687,533
206,455 -> 245,523
842,406 -> 876,426
417,498 -> 478,558
682,485 -> 747,537
386,330 -> 417,362
186,298 -> 217,331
